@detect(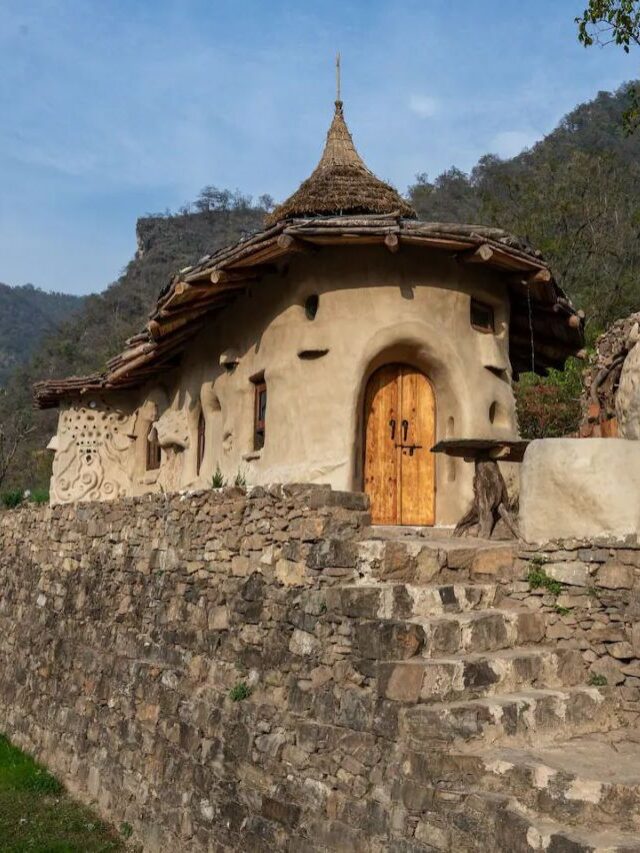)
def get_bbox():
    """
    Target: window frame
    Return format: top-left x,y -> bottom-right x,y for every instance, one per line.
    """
470,298 -> 495,334
146,424 -> 161,471
253,379 -> 267,451
196,410 -> 206,475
